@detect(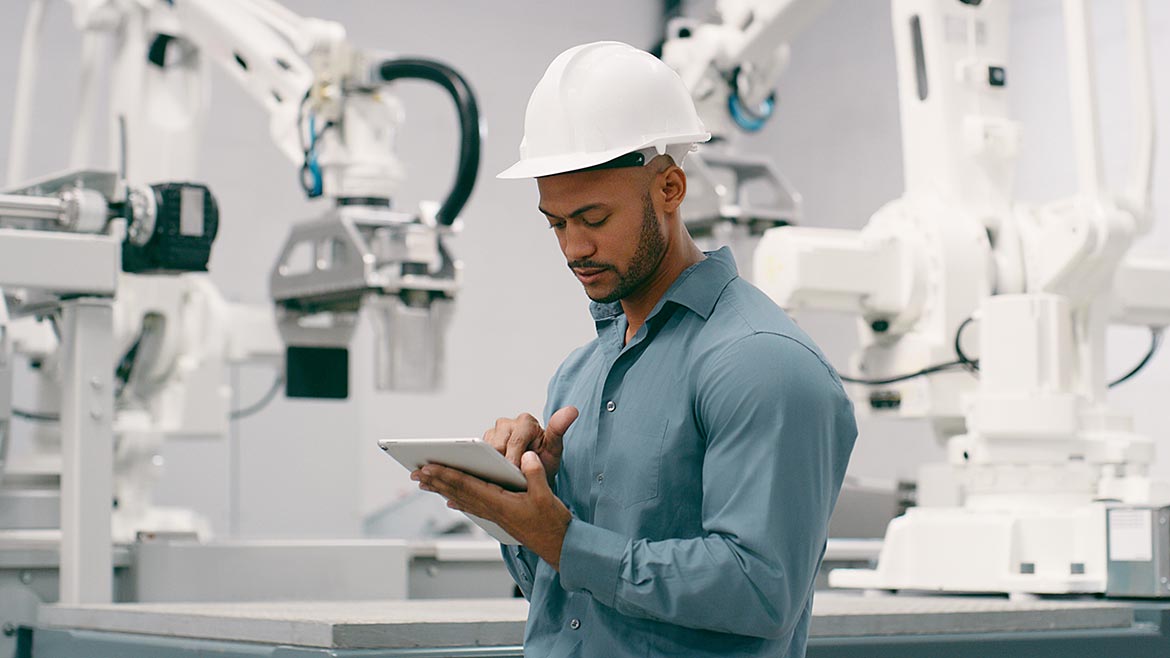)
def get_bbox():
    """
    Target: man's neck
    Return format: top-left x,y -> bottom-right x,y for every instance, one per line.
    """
620,239 -> 705,344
